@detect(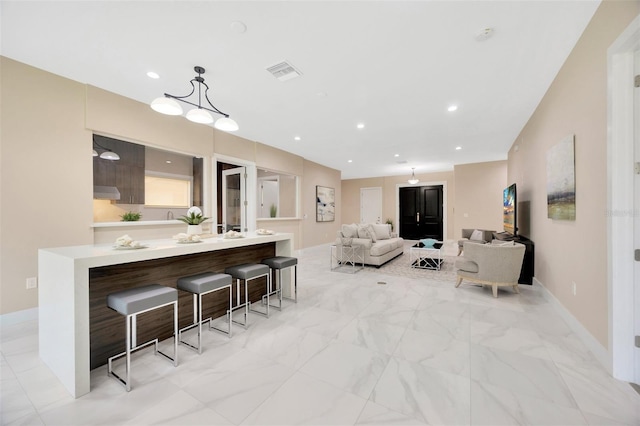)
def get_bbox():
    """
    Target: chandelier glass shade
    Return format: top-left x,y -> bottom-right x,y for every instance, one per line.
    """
150,66 -> 238,132
408,168 -> 419,185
